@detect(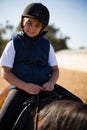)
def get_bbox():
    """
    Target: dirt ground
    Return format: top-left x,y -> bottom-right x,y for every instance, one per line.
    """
0,67 -> 87,103
58,67 -> 87,103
